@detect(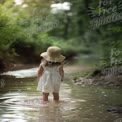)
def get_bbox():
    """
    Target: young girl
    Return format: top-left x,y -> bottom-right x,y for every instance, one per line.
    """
37,46 -> 65,103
